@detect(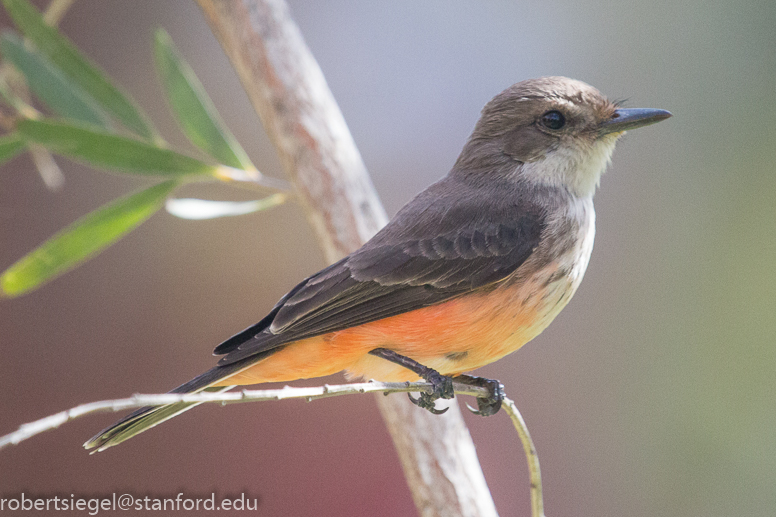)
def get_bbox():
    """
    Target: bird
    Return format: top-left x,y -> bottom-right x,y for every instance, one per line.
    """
85,76 -> 671,452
